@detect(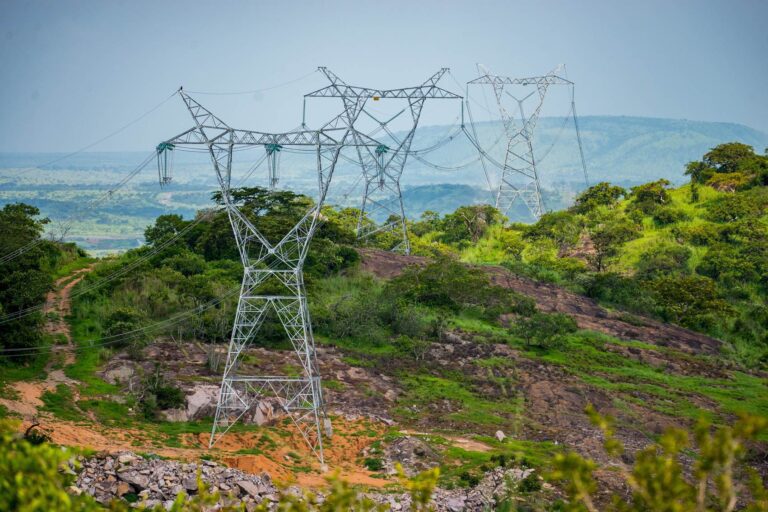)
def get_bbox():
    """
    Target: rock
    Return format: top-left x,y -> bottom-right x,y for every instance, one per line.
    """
237,480 -> 262,499
385,436 -> 441,477
117,471 -> 149,490
186,384 -> 219,420
445,496 -> 466,512
67,485 -> 83,496
116,482 -> 133,496
182,476 -> 198,492
117,454 -> 137,465
161,408 -> 189,422
103,363 -> 135,385
495,430 -> 506,442
252,398 -> 281,426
